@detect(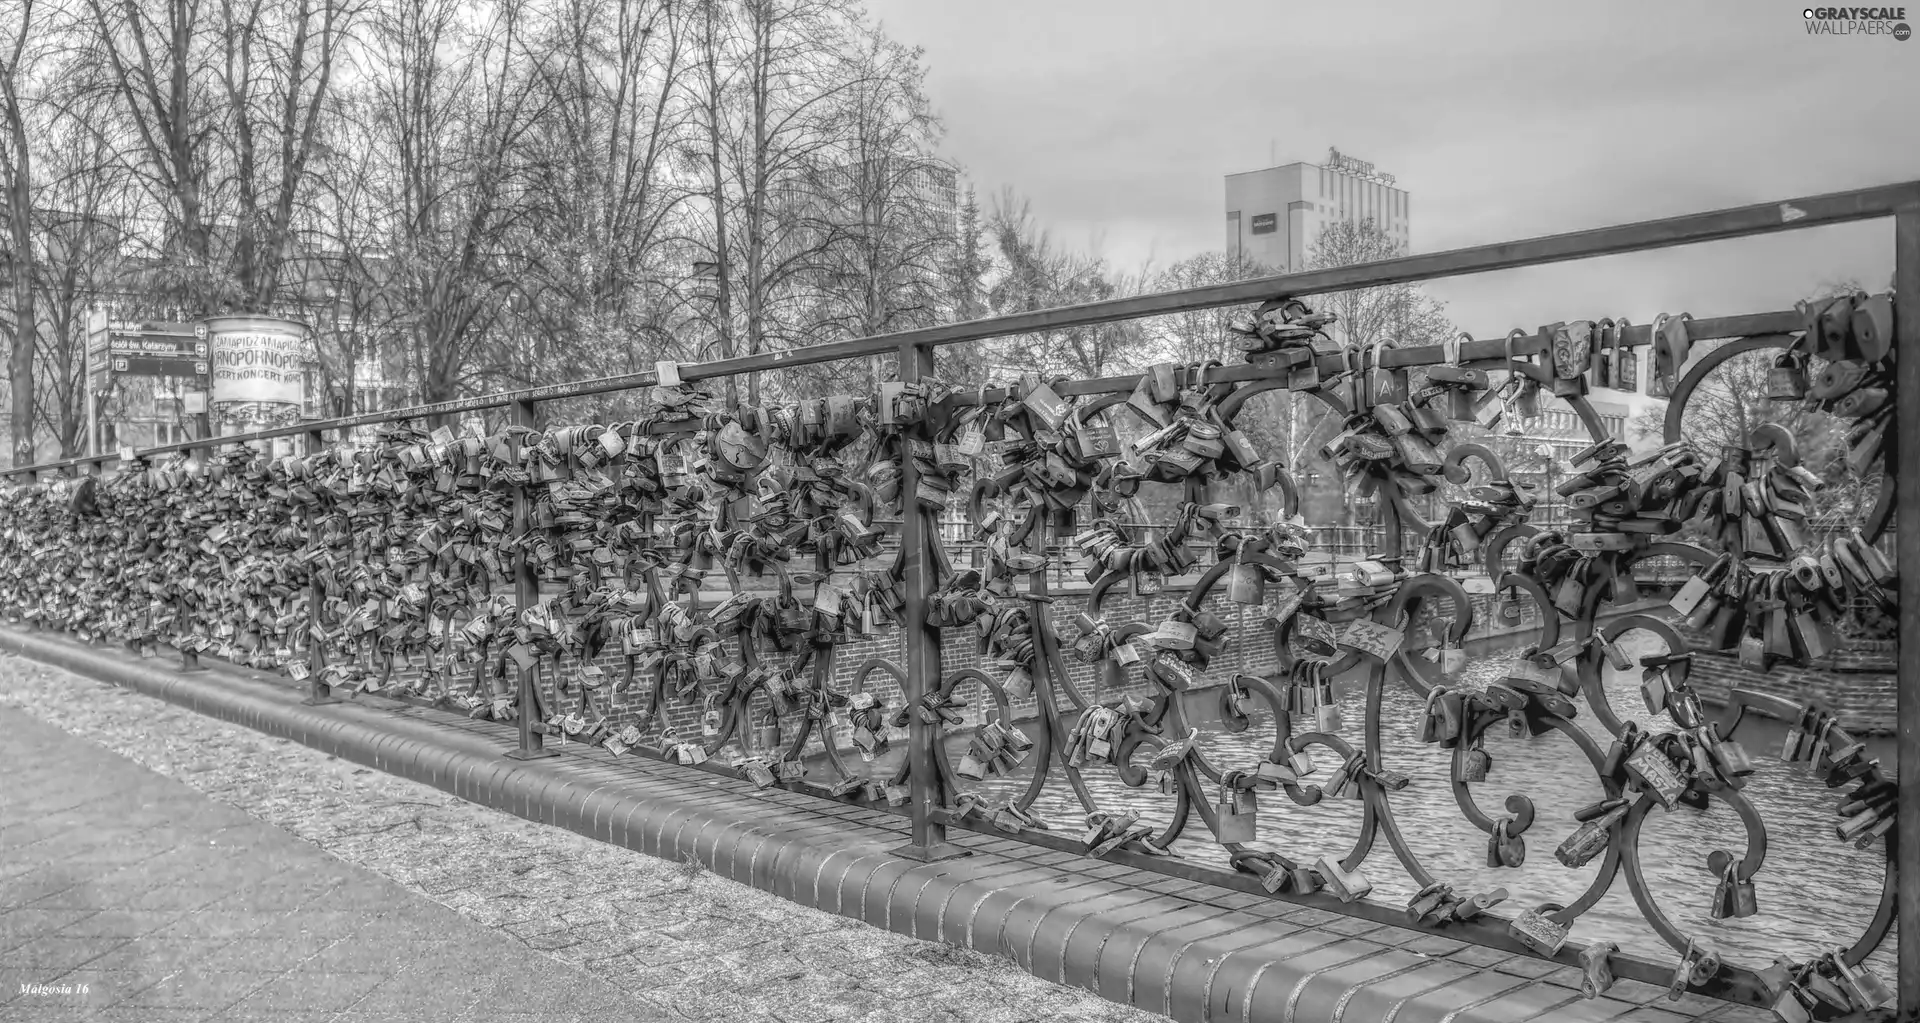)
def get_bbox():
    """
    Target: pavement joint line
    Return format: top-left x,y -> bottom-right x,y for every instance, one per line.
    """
1043,888 -> 1148,984
1425,976 -> 1545,1023
932,858 -> 1032,941
1125,905 -> 1248,1008
1323,956 -> 1443,1023
1458,986 -> 1587,1023
1005,873 -> 1134,968
1376,968 -> 1493,1023
1155,914 -> 1301,1017
1200,928 -> 1350,1023
1084,898 -> 1229,999
898,862 -> 968,939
